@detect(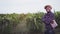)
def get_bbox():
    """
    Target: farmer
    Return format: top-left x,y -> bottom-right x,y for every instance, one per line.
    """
42,5 -> 55,34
